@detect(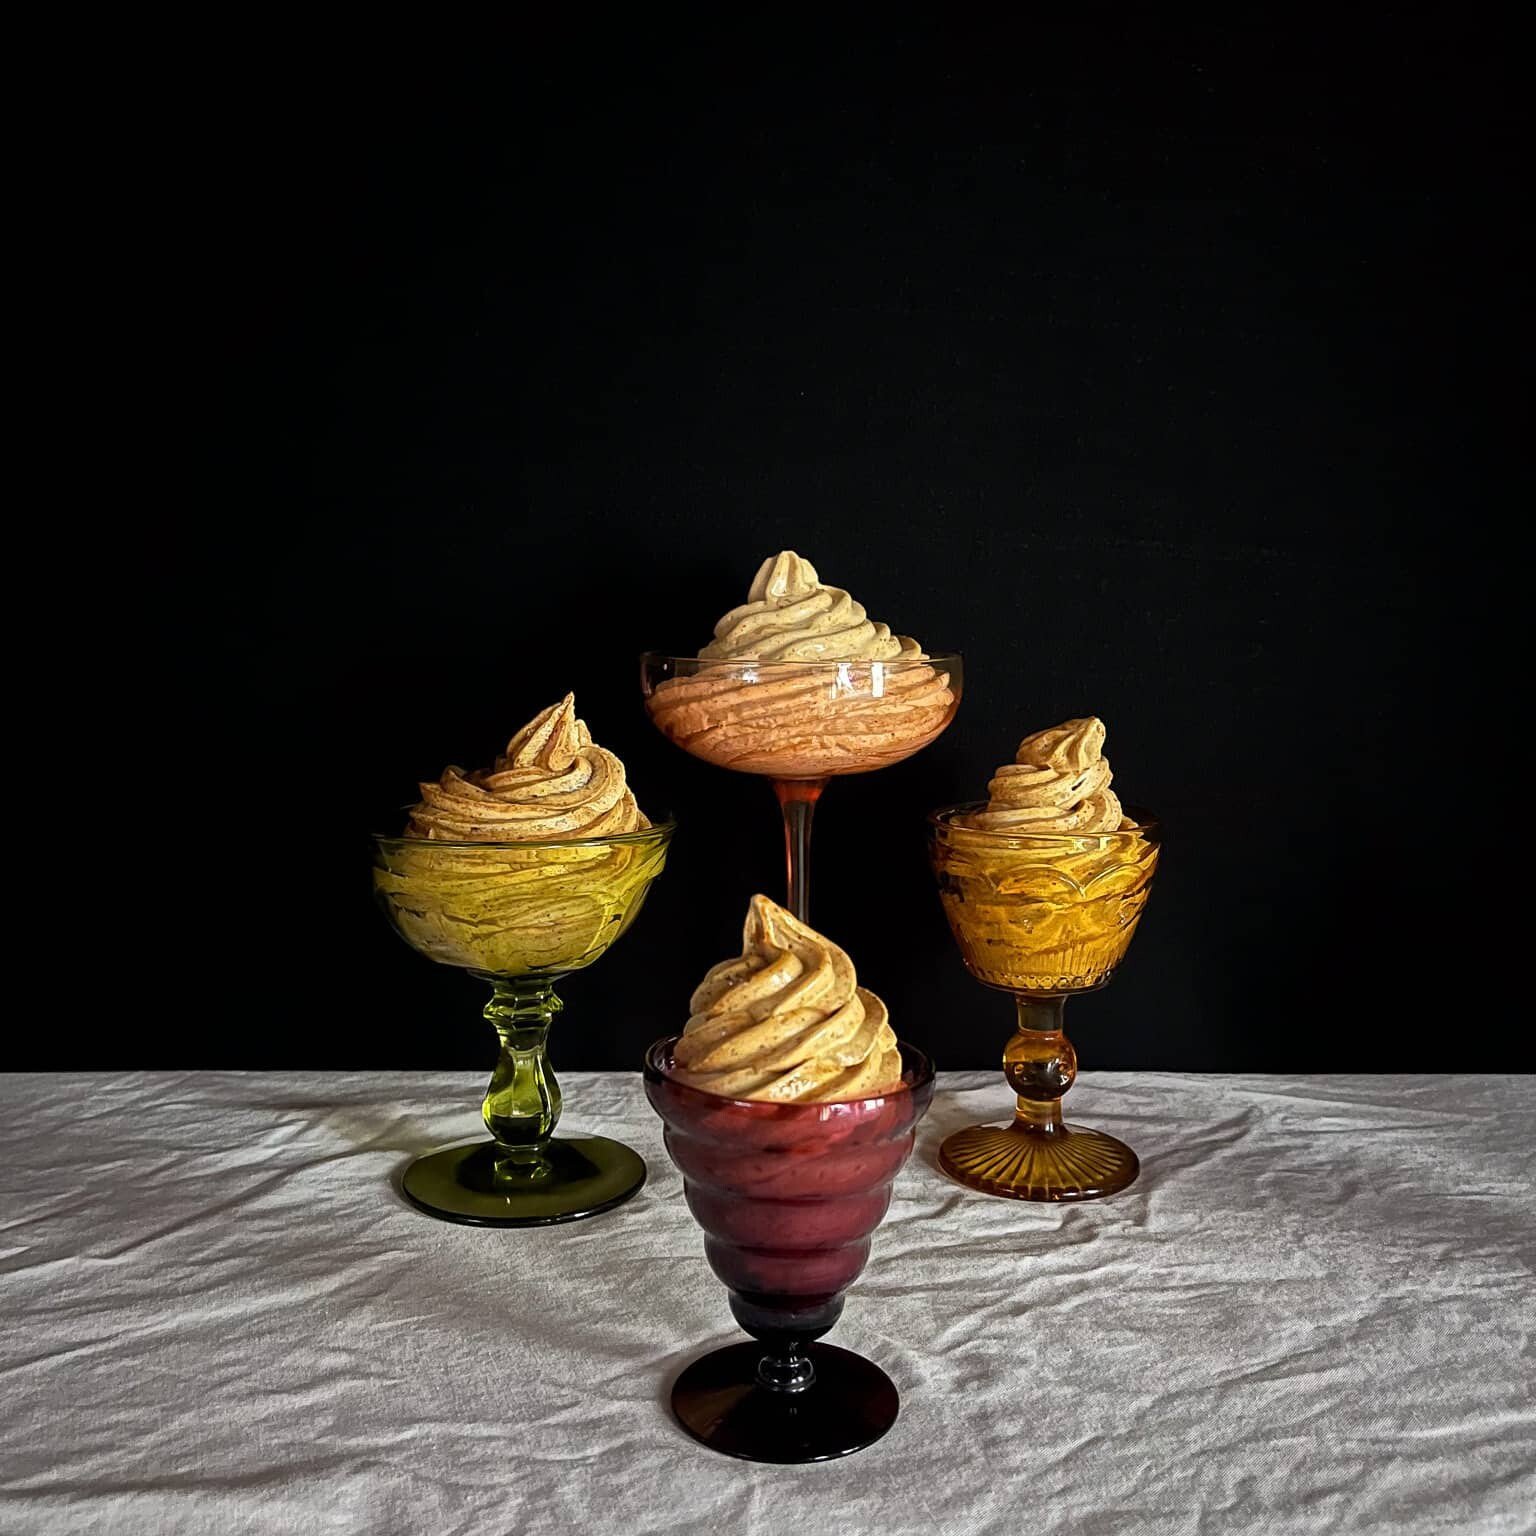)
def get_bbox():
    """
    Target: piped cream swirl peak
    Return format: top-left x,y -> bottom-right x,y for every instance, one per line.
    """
962,717 -> 1127,834
935,716 -> 1156,992
700,551 -> 926,662
407,694 -> 649,841
647,551 -> 957,776
375,698 -> 664,976
671,896 -> 903,1103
